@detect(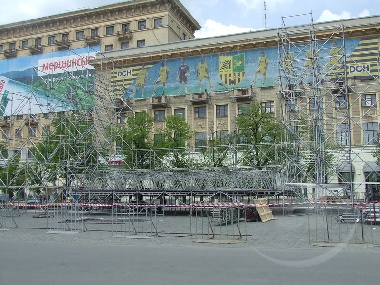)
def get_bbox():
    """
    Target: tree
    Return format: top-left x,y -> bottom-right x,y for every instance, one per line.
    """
236,102 -> 284,169
154,115 -> 192,169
